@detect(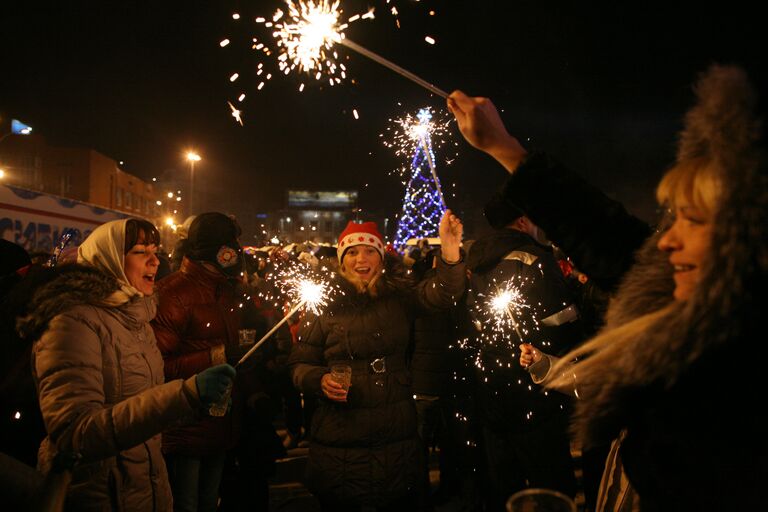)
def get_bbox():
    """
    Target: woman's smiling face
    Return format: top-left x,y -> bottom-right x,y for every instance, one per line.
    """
657,203 -> 714,301
341,245 -> 383,285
